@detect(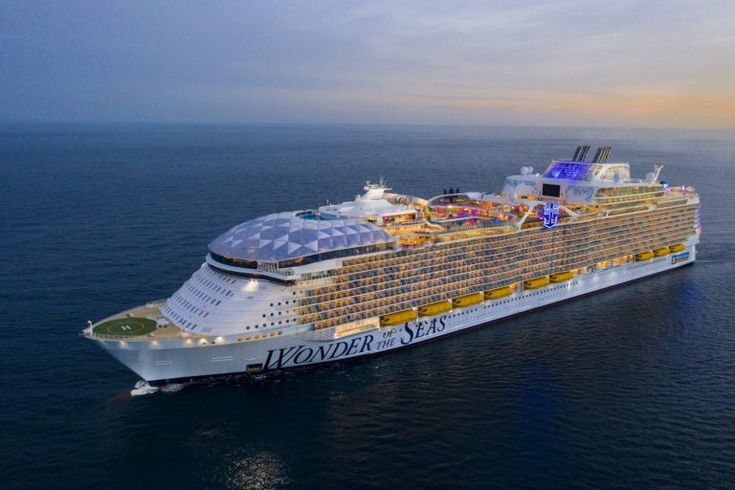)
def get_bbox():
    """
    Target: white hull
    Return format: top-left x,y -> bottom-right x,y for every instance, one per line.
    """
97,248 -> 695,384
